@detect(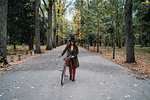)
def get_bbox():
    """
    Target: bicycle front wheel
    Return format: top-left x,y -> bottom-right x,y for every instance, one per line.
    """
61,65 -> 66,86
